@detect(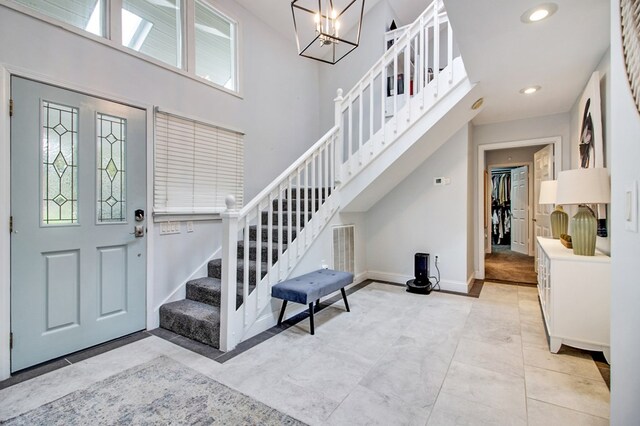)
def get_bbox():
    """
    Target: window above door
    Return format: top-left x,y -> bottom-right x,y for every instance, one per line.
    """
8,0 -> 240,96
